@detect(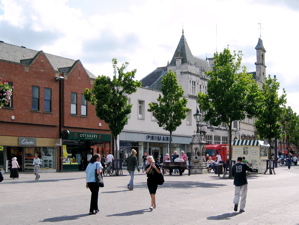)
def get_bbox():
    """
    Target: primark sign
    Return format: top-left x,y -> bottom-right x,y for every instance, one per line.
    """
146,135 -> 172,142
